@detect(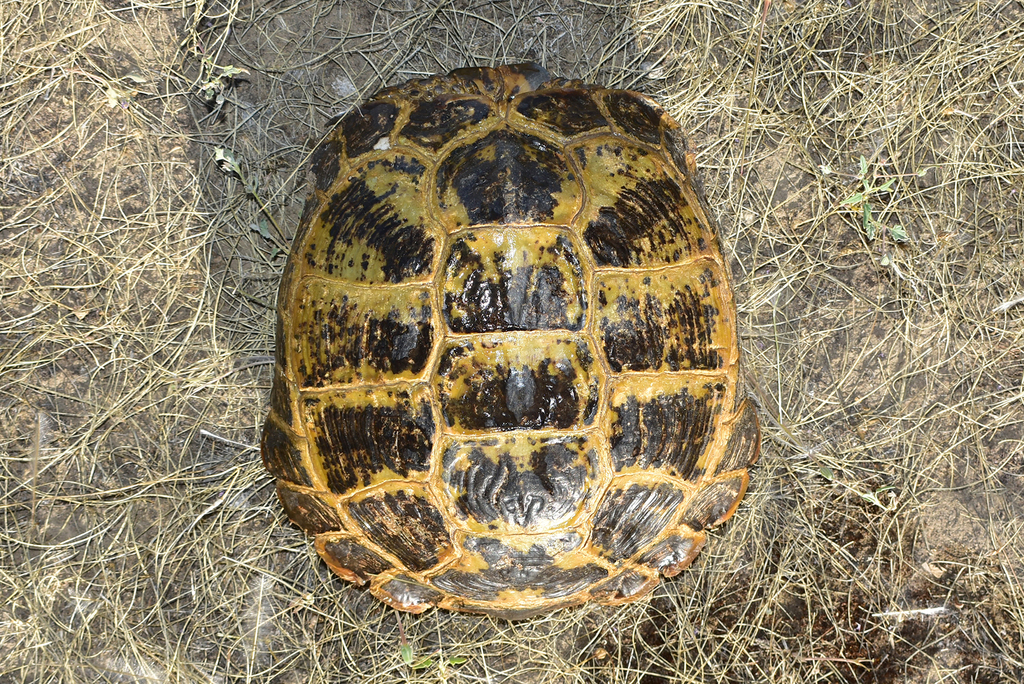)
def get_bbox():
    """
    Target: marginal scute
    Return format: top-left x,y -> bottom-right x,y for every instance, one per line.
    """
680,475 -> 748,531
710,397 -> 762,475
268,367 -> 296,427
572,136 -> 714,267
276,481 -> 341,535
318,535 -> 392,584
606,378 -> 726,480
309,136 -> 344,192
372,574 -> 444,613
513,88 -> 608,137
431,533 -> 607,602
261,415 -> 312,487
596,263 -> 731,373
399,96 -> 496,151
347,484 -> 452,573
291,280 -> 433,386
305,155 -> 435,283
435,128 -> 581,229
303,386 -> 434,493
436,335 -> 600,432
638,534 -> 706,577
441,433 -> 599,532
497,62 -> 551,97
590,482 -> 686,561
441,63 -> 549,102
601,90 -> 666,145
339,101 -> 399,157
590,569 -> 659,604
443,228 -> 586,333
